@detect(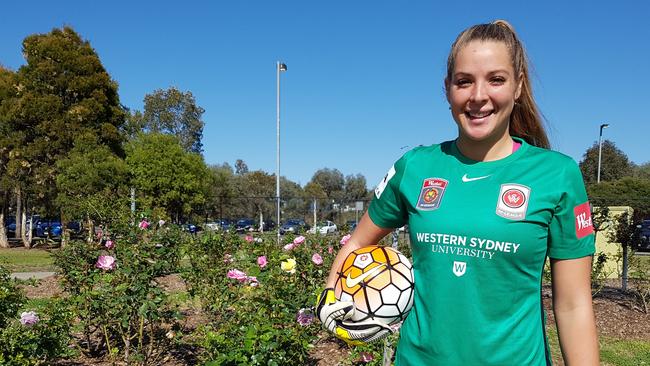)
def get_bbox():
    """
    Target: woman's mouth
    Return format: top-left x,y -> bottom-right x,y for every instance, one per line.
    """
465,110 -> 494,121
